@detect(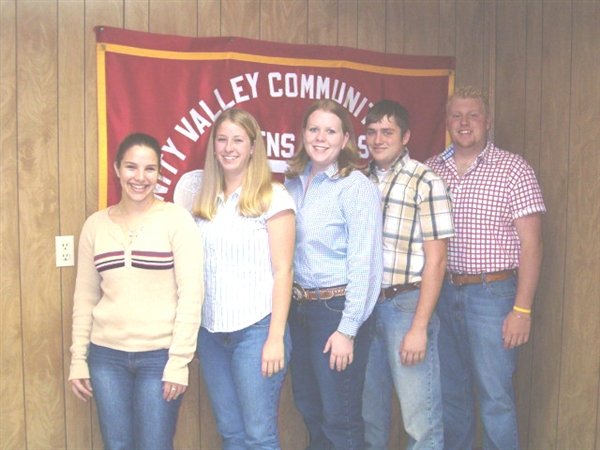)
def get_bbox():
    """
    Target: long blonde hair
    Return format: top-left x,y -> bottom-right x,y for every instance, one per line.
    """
285,99 -> 363,179
193,108 -> 273,220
